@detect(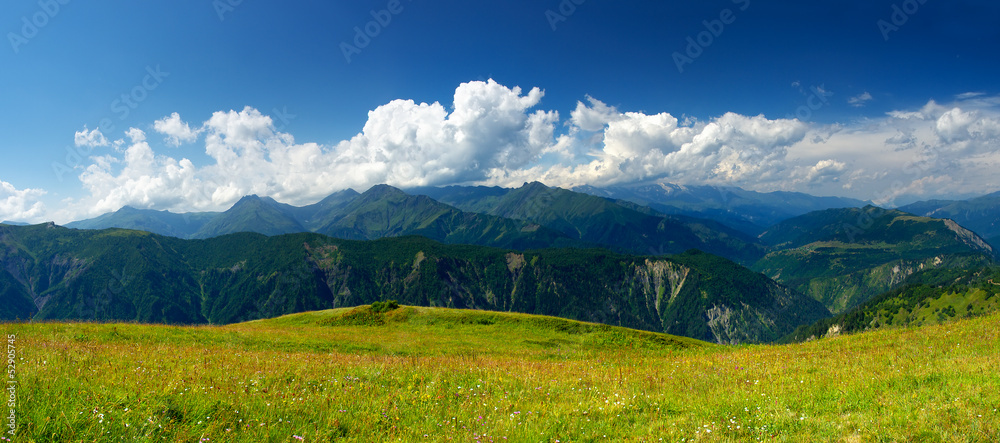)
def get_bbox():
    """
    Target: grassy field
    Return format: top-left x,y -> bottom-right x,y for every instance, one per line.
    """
4,305 -> 1000,442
